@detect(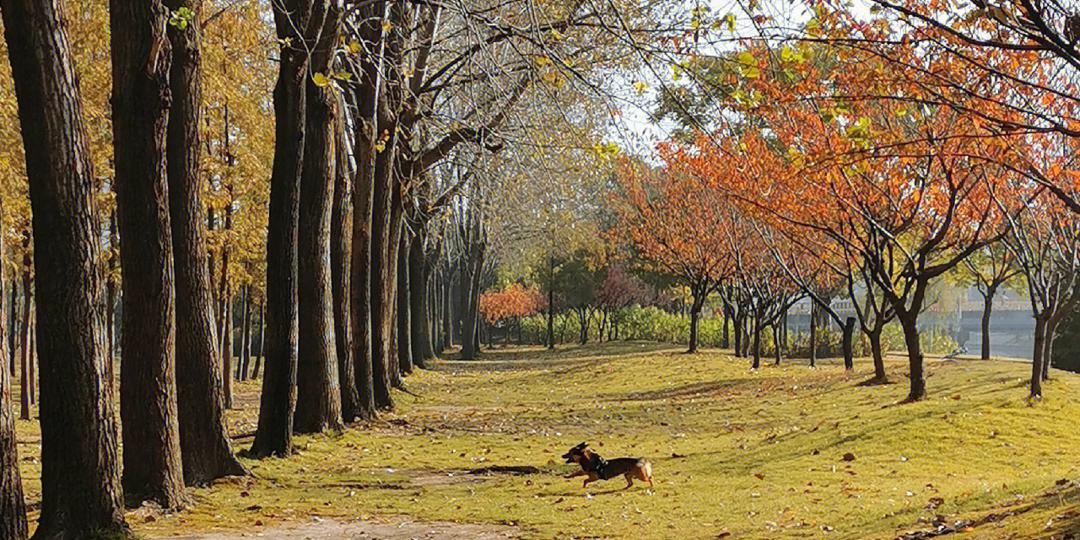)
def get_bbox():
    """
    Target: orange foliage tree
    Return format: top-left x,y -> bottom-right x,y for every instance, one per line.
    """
614,156 -> 737,353
668,39 -> 1023,399
479,284 -> 547,342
